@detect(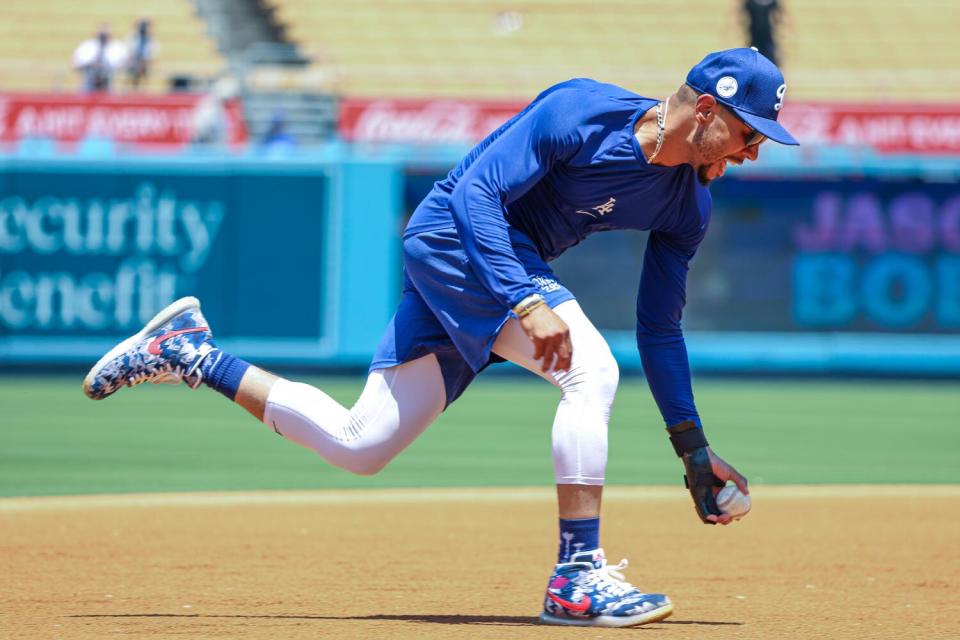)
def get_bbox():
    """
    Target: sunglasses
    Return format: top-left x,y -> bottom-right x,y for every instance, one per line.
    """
728,108 -> 767,147
745,128 -> 768,148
